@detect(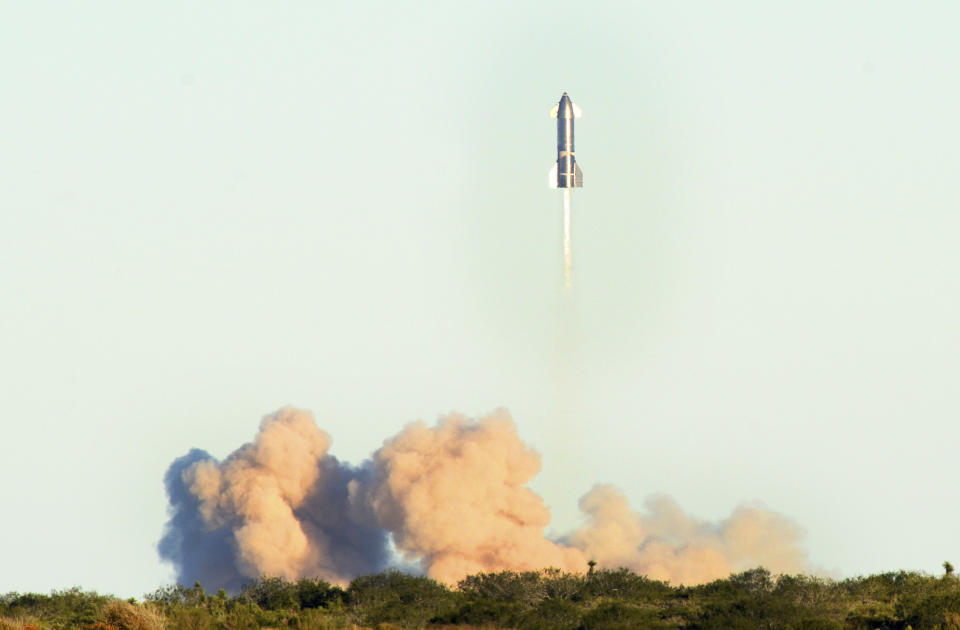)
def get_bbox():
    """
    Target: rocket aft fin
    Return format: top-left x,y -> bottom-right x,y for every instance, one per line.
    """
573,163 -> 583,187
548,162 -> 559,188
